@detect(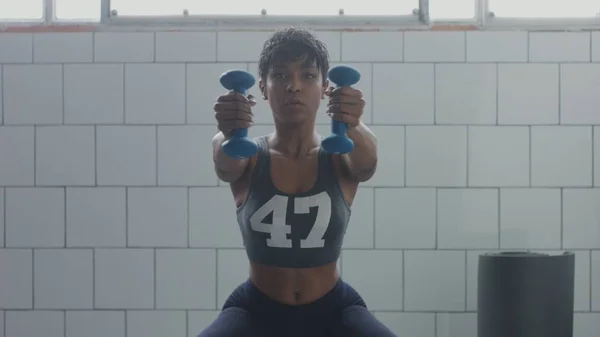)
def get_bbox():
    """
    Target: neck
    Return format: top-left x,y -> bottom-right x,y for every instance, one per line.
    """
270,121 -> 320,157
